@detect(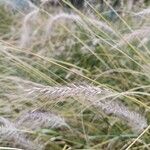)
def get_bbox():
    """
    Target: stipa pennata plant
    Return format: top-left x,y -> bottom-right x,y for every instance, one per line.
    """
113,27 -> 150,49
0,117 -> 40,150
0,76 -> 147,133
20,8 -> 39,48
26,84 -> 147,133
16,110 -> 69,130
19,10 -> 115,48
0,0 -> 149,149
45,12 -> 115,35
0,75 -> 147,134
